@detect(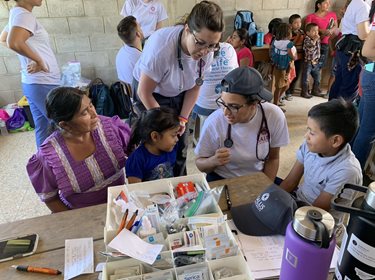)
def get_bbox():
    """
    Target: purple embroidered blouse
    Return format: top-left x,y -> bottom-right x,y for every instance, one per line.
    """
26,116 -> 130,209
